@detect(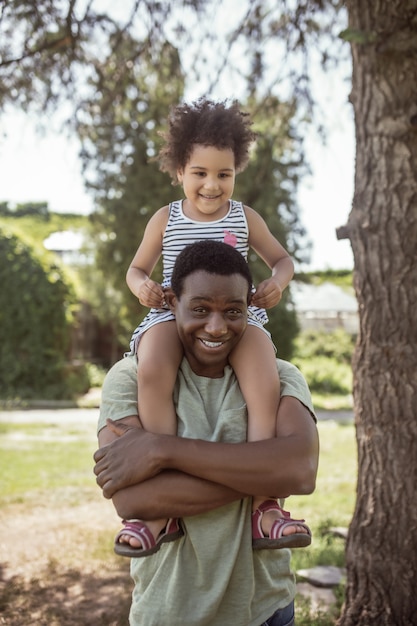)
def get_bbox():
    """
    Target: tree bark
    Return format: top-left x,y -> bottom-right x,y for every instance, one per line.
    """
339,1 -> 417,625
